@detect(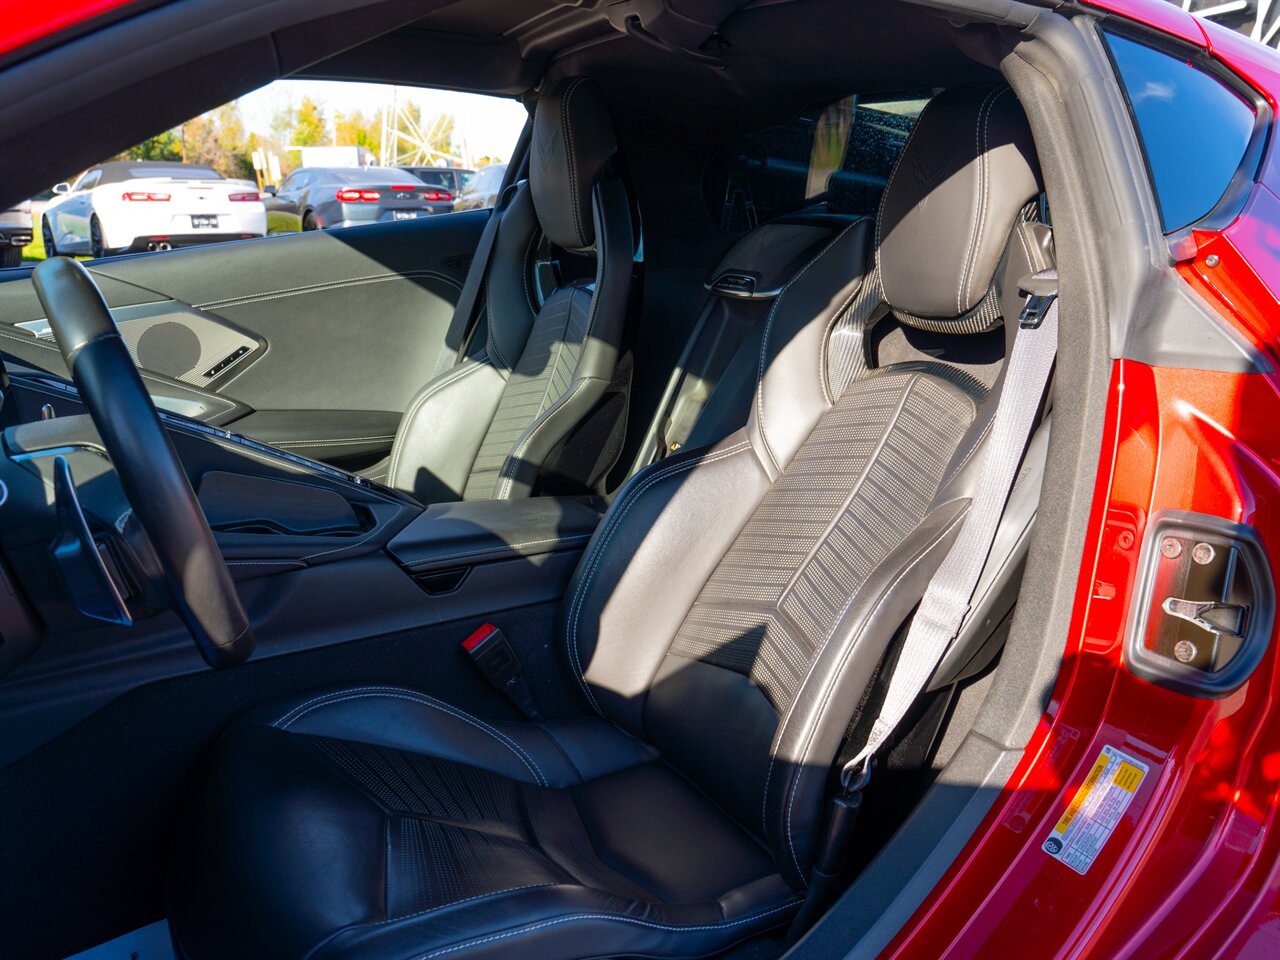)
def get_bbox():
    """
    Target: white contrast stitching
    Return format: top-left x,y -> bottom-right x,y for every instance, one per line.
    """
273,435 -> 396,448
957,87 -> 1005,315
498,377 -> 598,499
776,508 -> 969,882
412,899 -> 801,960
273,686 -> 547,786
754,221 -> 861,474
388,359 -> 491,484
365,882 -> 561,928
193,270 -> 460,310
565,441 -> 752,714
